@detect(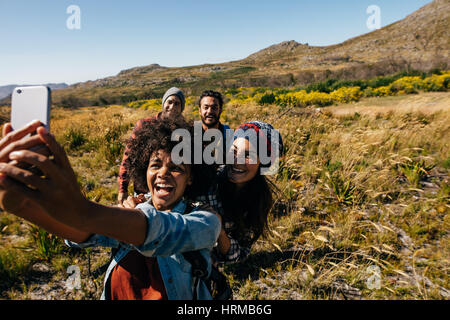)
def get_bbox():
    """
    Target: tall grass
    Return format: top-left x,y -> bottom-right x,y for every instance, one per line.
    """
0,90 -> 448,299
0,247 -> 33,289
219,98 -> 449,300
28,226 -> 63,261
